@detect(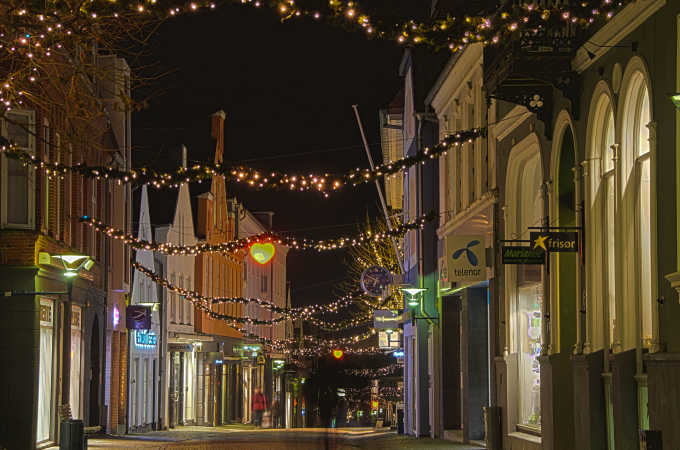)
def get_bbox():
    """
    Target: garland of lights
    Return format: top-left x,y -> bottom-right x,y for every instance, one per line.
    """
306,313 -> 373,331
0,0 -> 633,116
133,261 -> 287,325
80,212 -> 434,255
133,261 -> 373,320
1,127 -> 484,194
345,364 -> 403,378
